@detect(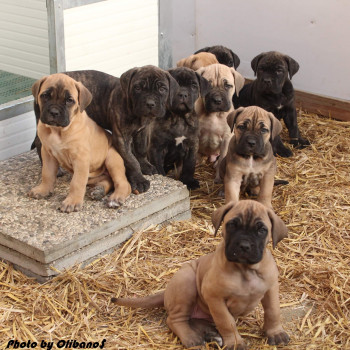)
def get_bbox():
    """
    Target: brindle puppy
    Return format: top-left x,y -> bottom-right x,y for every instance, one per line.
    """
148,67 -> 210,189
